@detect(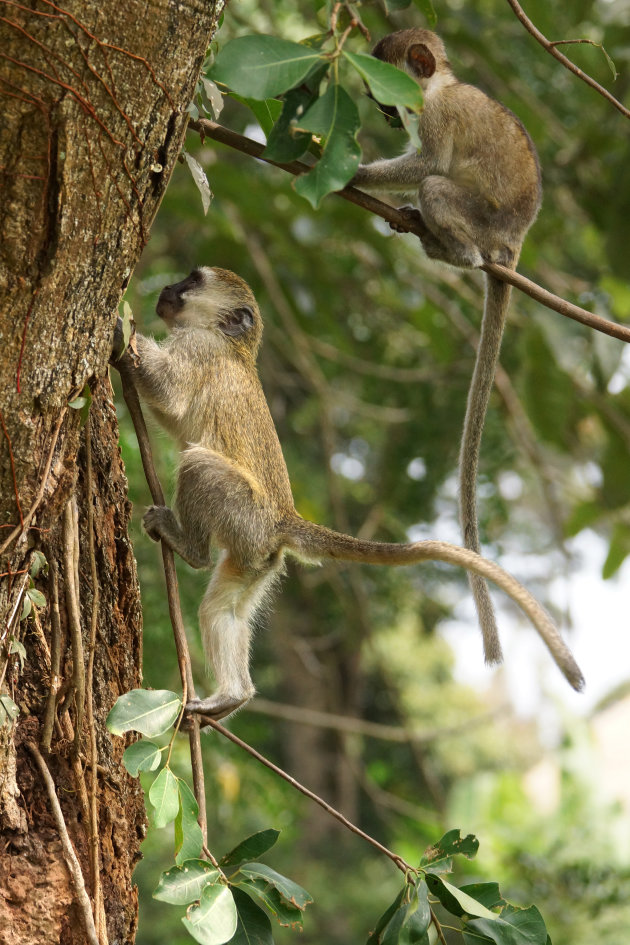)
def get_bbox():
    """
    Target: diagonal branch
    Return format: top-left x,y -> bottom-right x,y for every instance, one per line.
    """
115,360 -> 207,844
190,119 -> 630,345
202,717 -> 415,876
504,0 -> 630,120
26,742 -> 100,945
